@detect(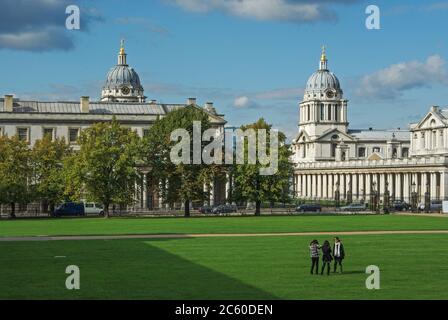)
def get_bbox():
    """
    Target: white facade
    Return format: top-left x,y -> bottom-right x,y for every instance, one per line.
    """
292,48 -> 448,203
